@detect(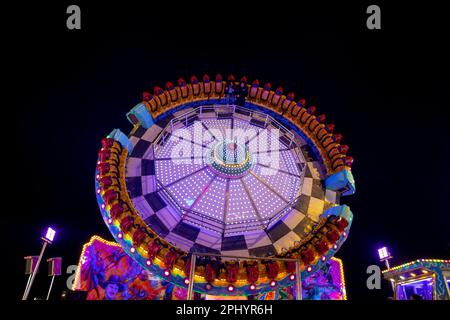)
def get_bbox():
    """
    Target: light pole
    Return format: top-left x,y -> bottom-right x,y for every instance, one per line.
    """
378,246 -> 392,269
186,254 -> 196,300
23,256 -> 39,298
22,227 -> 57,300
377,246 -> 395,294
295,258 -> 303,300
46,257 -> 62,300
